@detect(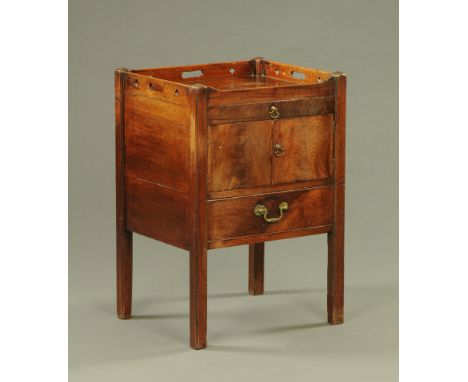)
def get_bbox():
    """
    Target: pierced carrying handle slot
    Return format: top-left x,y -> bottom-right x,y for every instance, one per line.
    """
181,69 -> 203,79
148,82 -> 163,92
291,70 -> 306,80
254,201 -> 288,223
